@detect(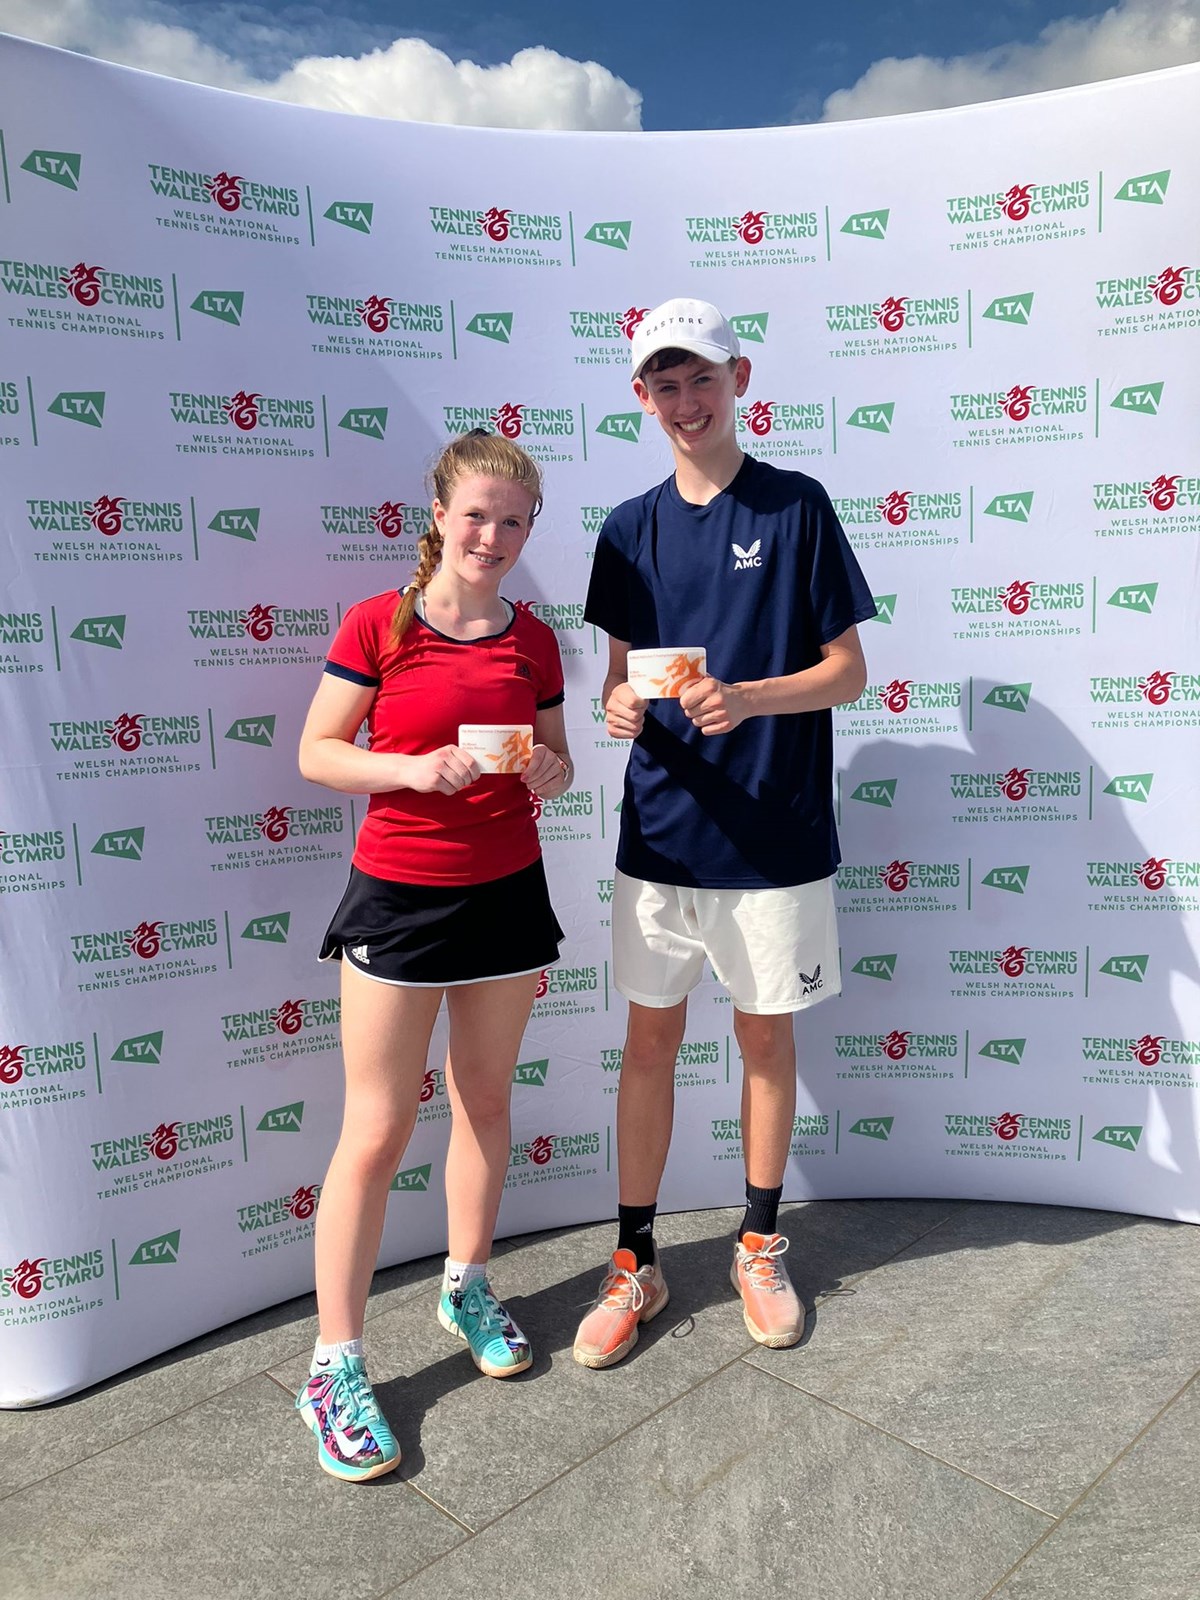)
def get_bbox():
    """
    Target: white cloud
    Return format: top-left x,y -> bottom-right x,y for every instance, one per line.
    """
821,0 -> 1200,121
0,0 -> 643,130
